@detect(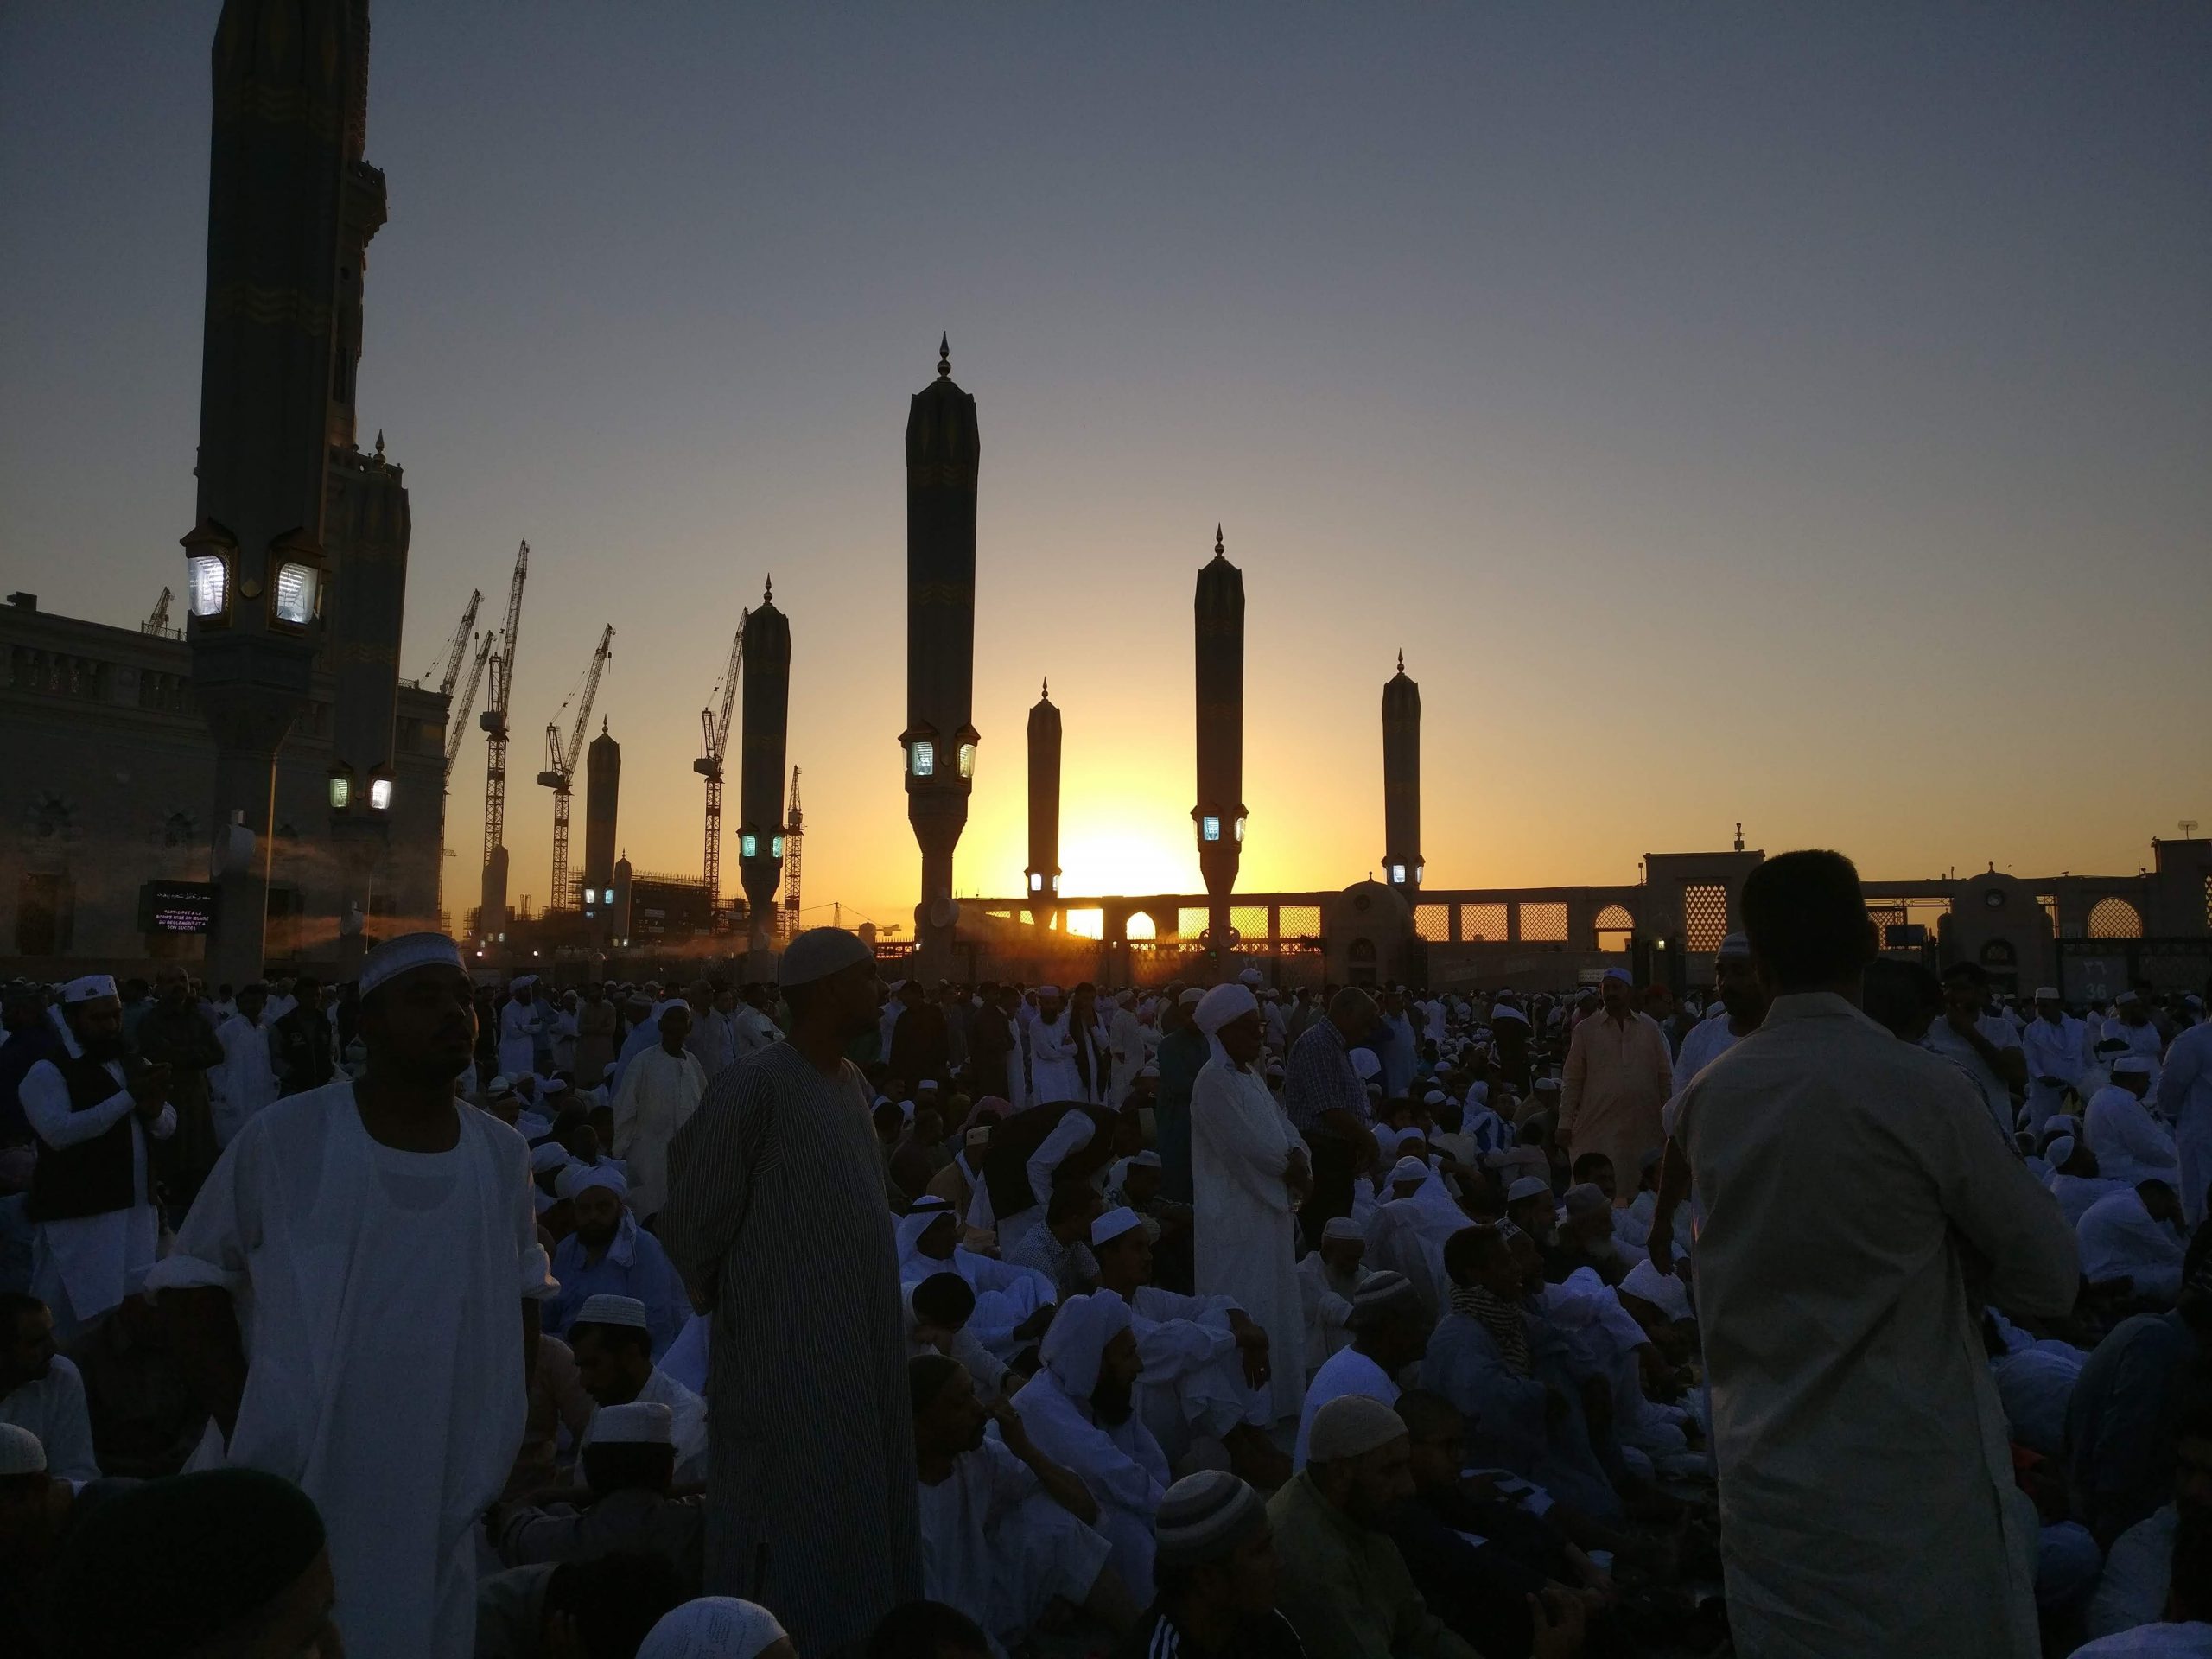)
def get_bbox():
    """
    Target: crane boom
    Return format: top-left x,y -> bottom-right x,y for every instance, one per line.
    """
443,632 -> 493,781
145,588 -> 172,633
480,542 -> 530,876
693,614 -> 746,914
428,588 -> 482,696
537,625 -> 614,911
